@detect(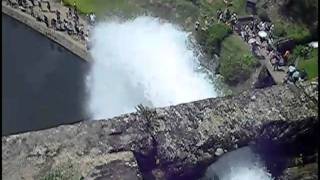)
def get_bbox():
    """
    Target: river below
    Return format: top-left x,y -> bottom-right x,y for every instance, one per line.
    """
2,14 -> 90,135
201,146 -> 275,180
